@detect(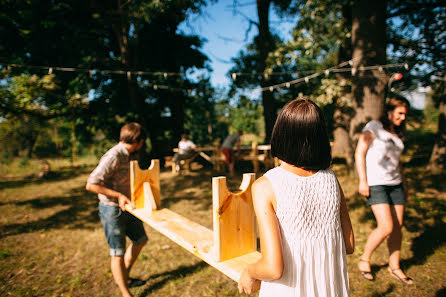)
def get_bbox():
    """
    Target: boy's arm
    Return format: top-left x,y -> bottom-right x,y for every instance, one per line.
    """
85,183 -> 131,211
